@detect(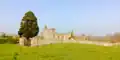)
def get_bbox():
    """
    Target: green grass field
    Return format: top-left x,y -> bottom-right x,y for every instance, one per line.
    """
0,43 -> 120,60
